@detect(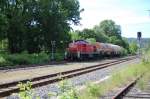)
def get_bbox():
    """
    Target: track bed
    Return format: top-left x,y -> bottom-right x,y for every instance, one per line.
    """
1,56 -> 137,98
0,56 -> 133,84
